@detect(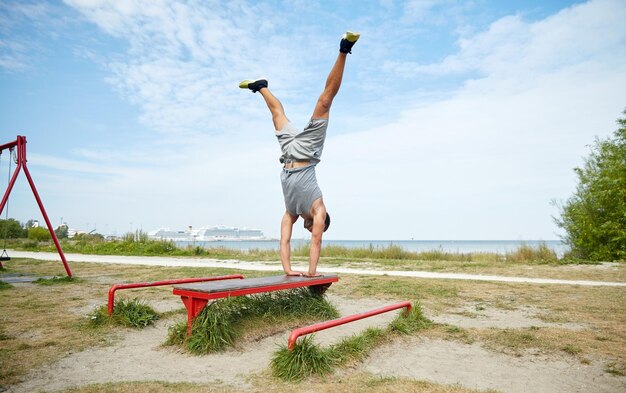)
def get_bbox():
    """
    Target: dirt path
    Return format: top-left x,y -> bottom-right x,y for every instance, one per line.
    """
10,251 -> 626,287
